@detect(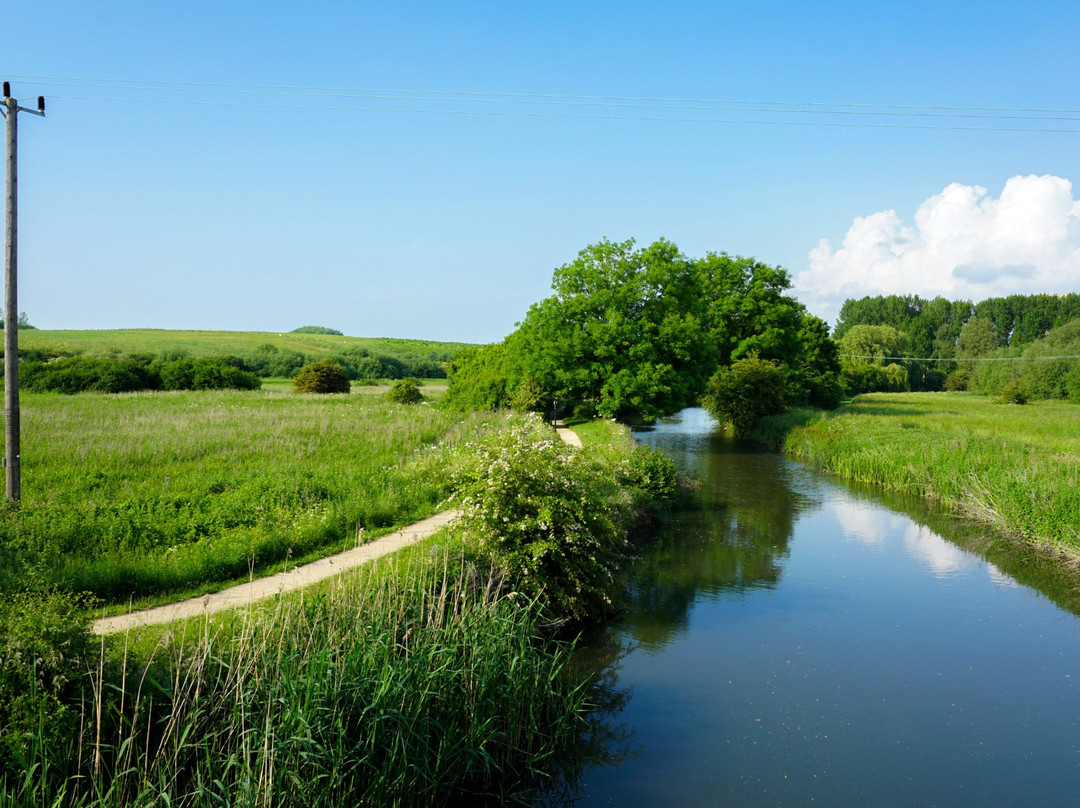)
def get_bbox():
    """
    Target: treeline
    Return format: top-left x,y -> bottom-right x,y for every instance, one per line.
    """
18,355 -> 261,394
834,293 -> 1080,401
237,343 -> 447,380
5,343 -> 449,394
446,238 -> 842,429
